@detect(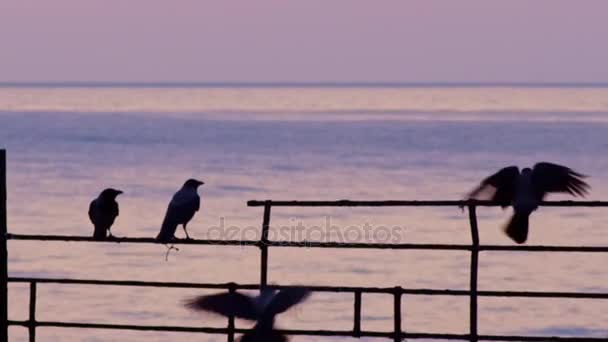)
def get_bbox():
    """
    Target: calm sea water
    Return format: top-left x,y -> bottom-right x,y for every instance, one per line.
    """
2,86 -> 608,341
